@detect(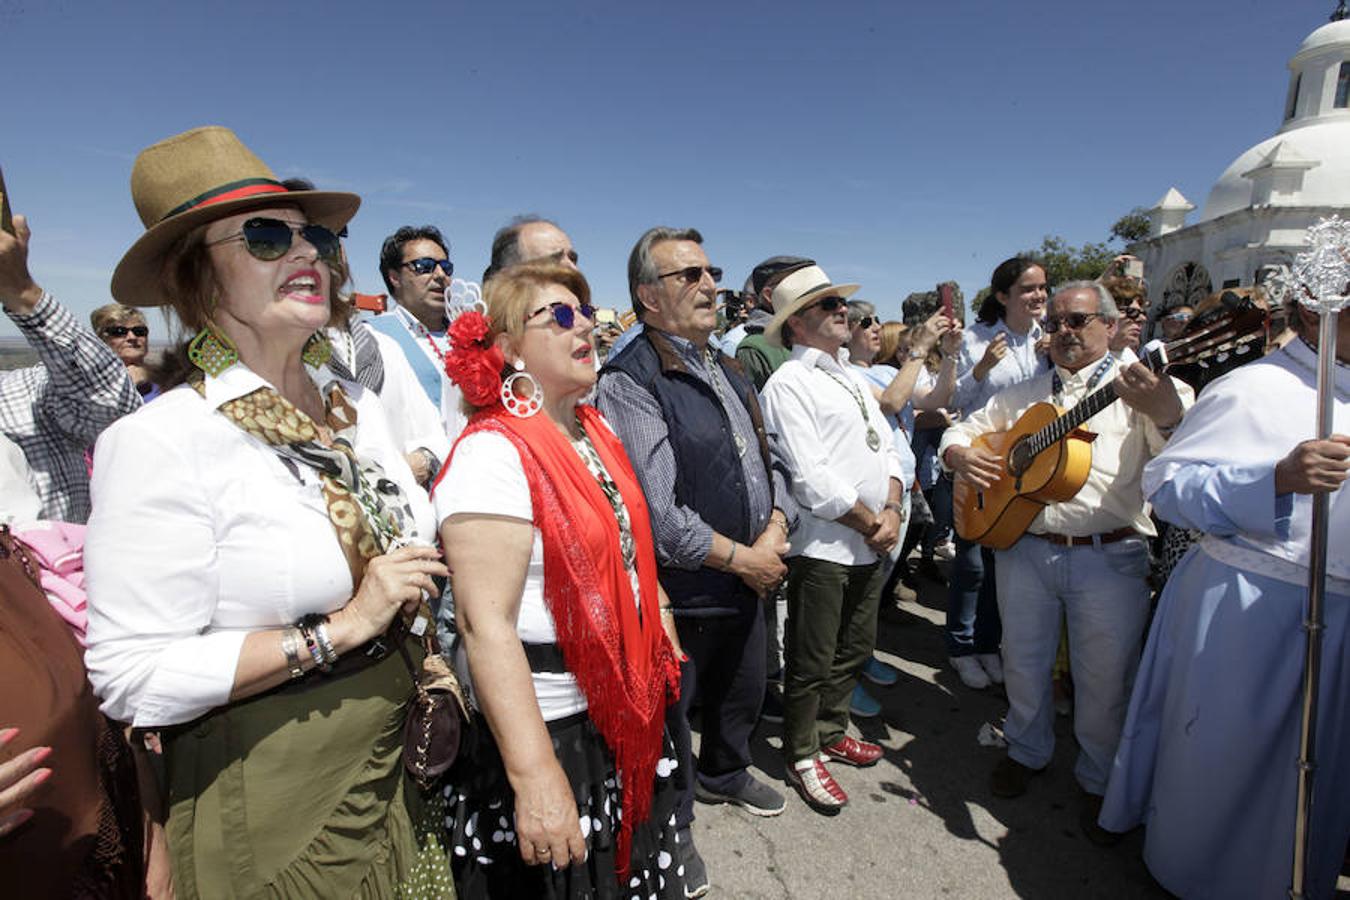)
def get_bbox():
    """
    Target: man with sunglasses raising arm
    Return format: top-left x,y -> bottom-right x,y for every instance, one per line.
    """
598,226 -> 798,899
0,210 -> 141,523
939,281 -> 1192,844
